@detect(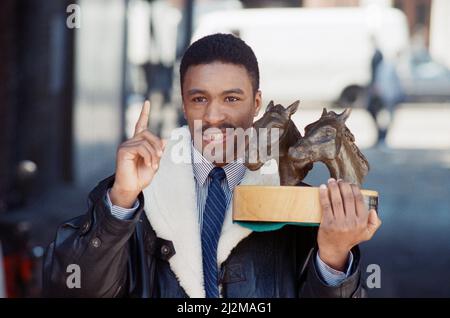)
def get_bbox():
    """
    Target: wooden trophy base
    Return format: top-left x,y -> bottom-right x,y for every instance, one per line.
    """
233,185 -> 378,224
